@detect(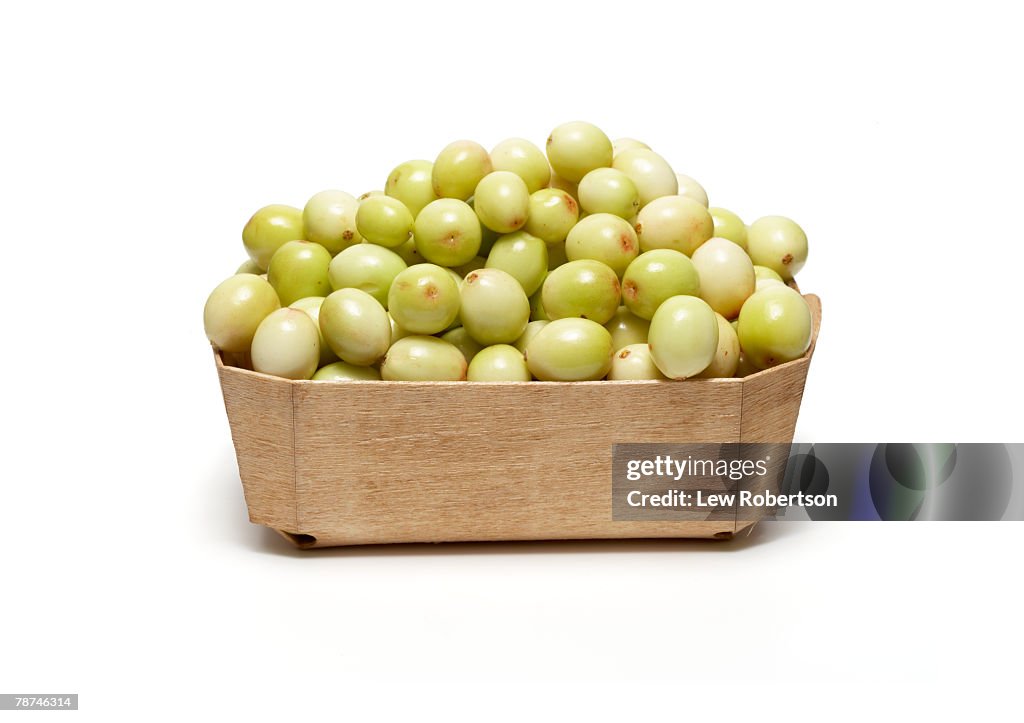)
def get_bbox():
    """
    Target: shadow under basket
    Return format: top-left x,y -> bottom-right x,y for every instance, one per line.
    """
215,294 -> 821,549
